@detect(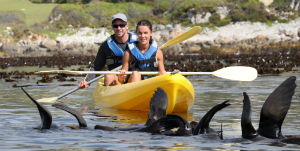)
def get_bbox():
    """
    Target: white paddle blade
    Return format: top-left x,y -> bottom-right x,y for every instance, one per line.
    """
212,66 -> 258,81
36,97 -> 58,103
